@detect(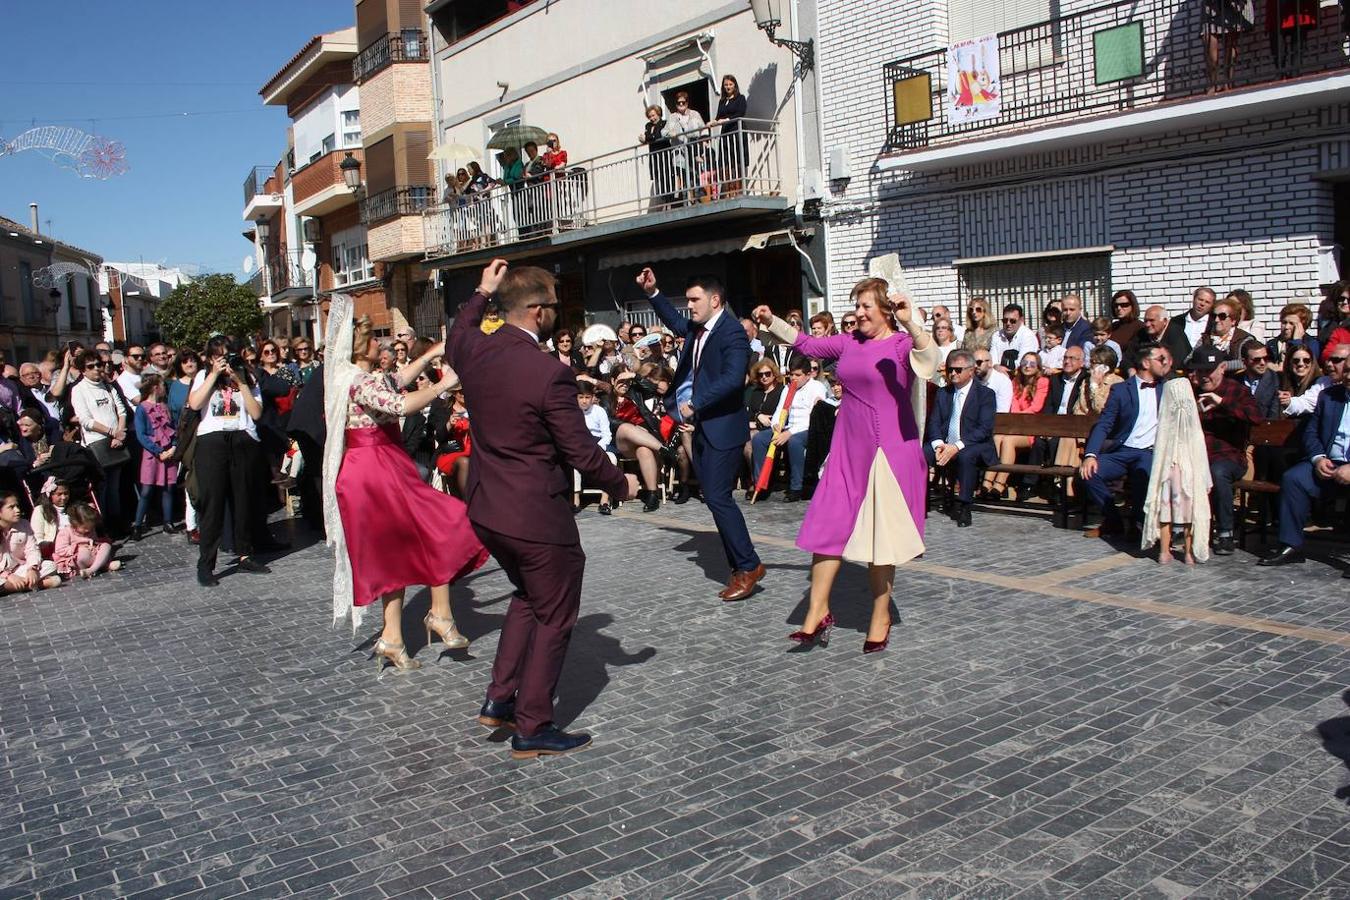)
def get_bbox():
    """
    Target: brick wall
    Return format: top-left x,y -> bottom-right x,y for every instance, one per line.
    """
816,2 -> 1346,331
360,63 -> 432,141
